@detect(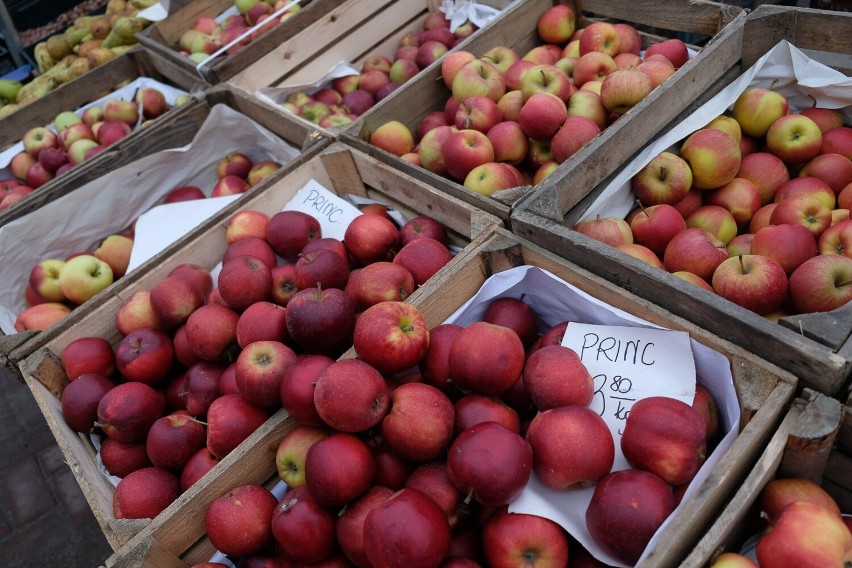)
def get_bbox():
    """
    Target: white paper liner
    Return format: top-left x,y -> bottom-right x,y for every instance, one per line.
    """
581,40 -> 852,222
0,104 -> 301,334
138,0 -> 171,22
0,76 -> 189,172
255,61 -> 361,108
442,266 -> 738,567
